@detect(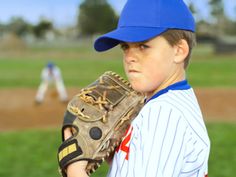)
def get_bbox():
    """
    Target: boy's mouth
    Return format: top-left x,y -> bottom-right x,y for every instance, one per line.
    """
128,69 -> 139,73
